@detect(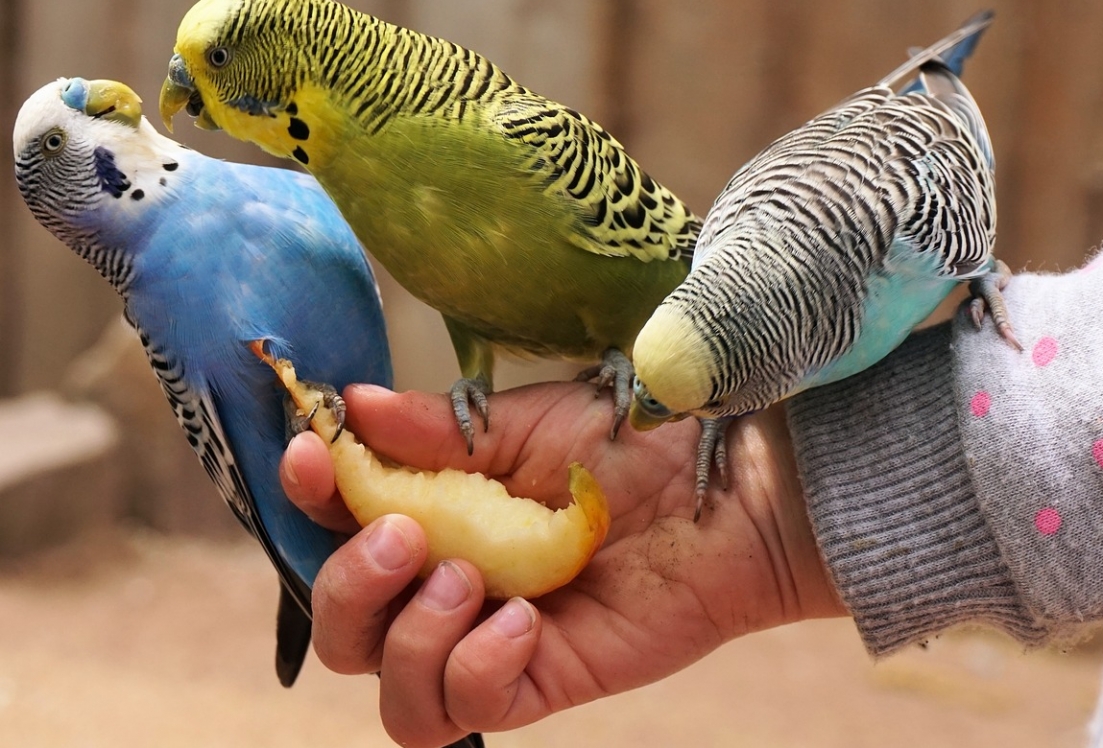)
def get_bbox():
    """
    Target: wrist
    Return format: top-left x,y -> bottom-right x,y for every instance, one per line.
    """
786,324 -> 1045,654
